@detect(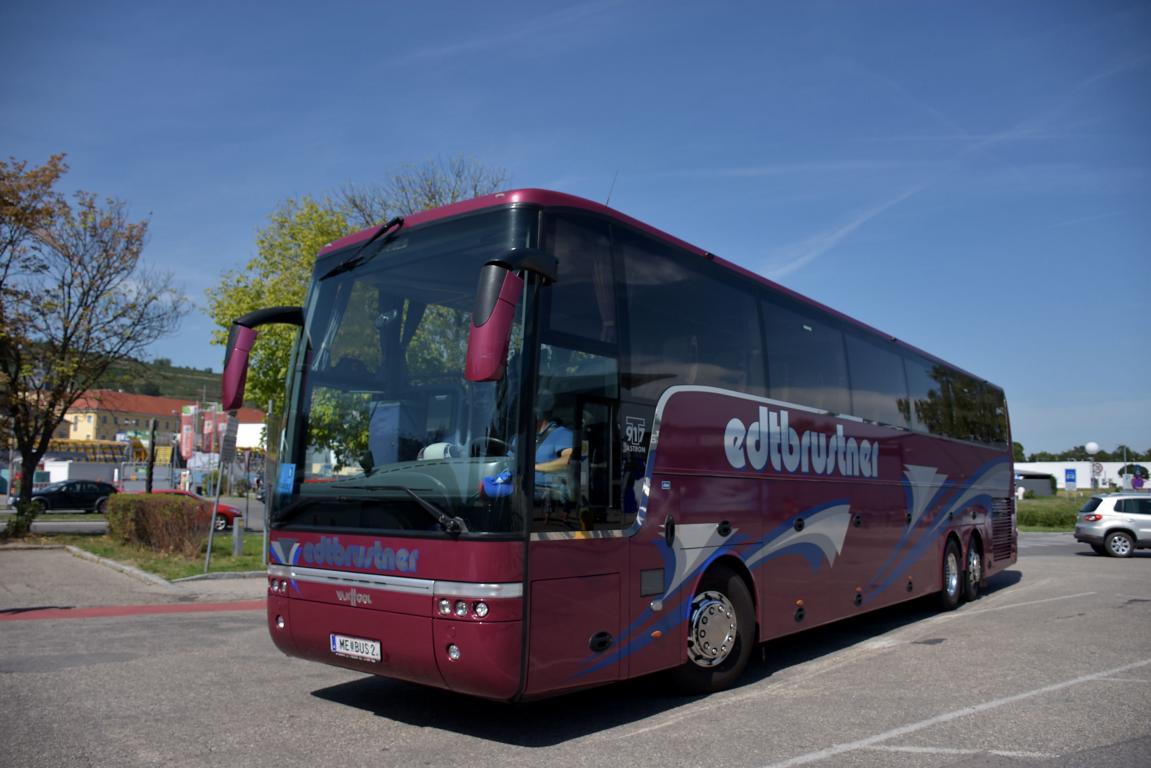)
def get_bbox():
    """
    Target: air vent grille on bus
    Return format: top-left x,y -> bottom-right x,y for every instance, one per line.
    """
991,497 -> 1014,561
